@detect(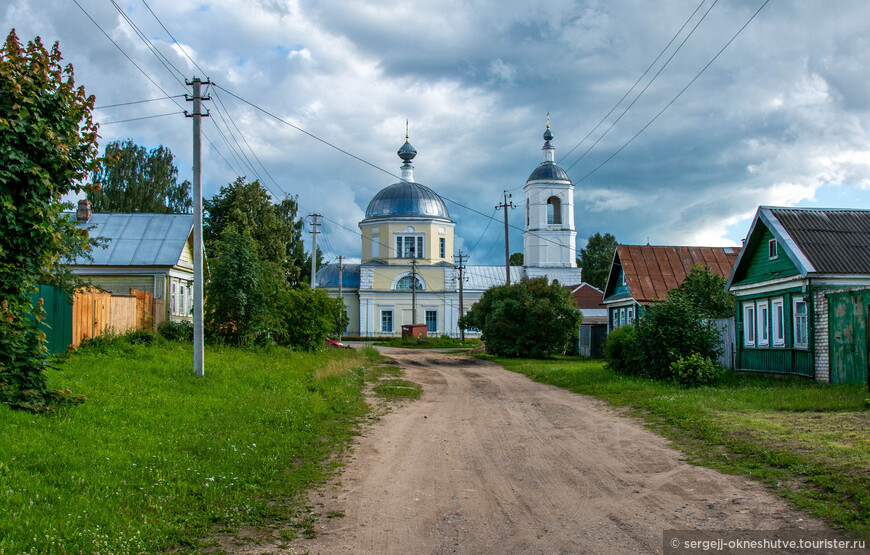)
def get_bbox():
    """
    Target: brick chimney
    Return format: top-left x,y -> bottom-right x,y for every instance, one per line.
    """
76,199 -> 92,223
